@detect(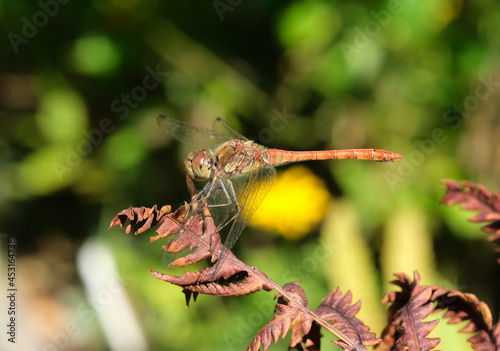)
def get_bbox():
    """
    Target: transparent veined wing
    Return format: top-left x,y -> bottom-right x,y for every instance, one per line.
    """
157,115 -> 233,151
212,160 -> 276,274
